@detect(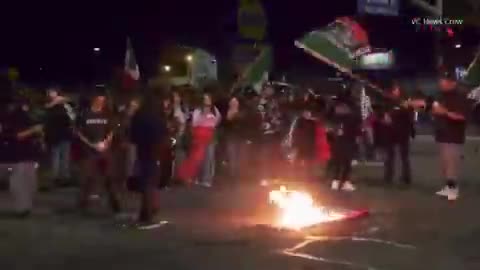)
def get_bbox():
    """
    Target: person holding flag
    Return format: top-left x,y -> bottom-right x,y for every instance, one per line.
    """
432,67 -> 469,201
